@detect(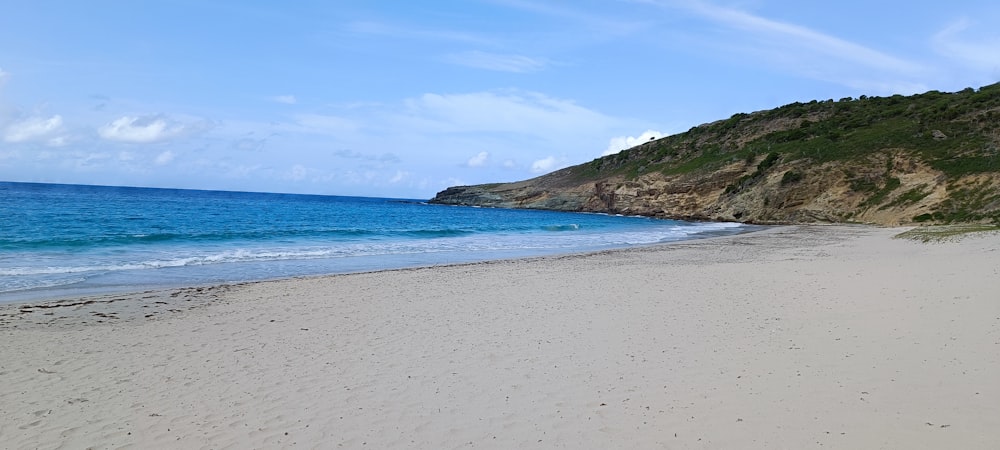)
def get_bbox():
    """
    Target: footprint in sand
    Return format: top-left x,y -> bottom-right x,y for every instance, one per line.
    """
18,420 -> 42,429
